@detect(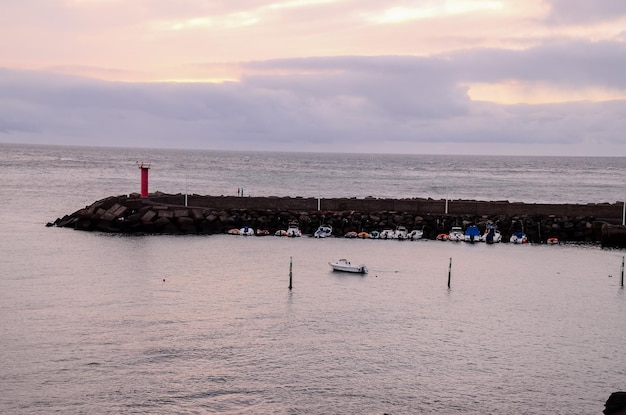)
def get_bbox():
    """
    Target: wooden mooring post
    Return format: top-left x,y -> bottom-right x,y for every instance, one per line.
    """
448,257 -> 452,289
289,256 -> 293,290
